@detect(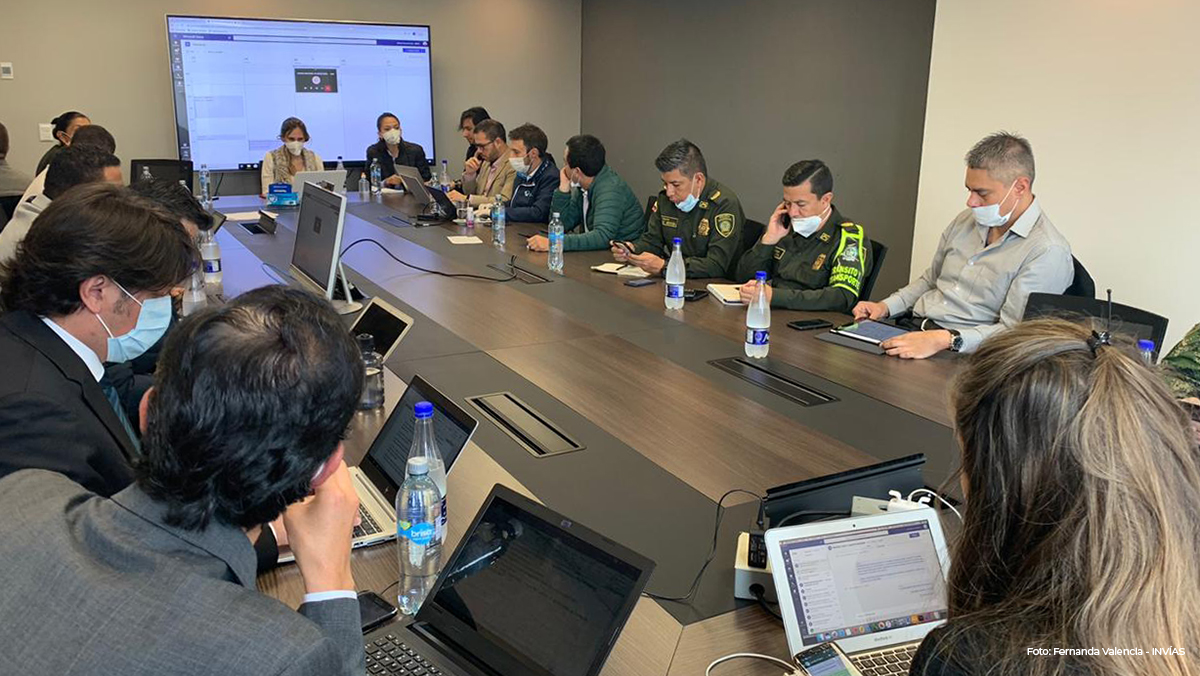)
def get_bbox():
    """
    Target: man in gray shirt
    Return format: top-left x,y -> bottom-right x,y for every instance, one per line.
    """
853,132 -> 1073,359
